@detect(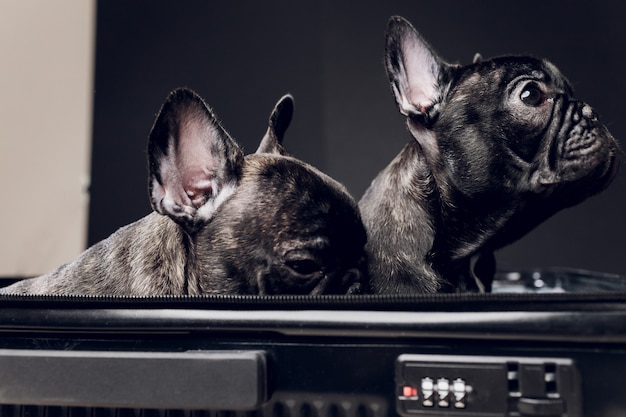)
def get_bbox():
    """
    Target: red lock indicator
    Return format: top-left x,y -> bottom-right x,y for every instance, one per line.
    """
402,386 -> 418,398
